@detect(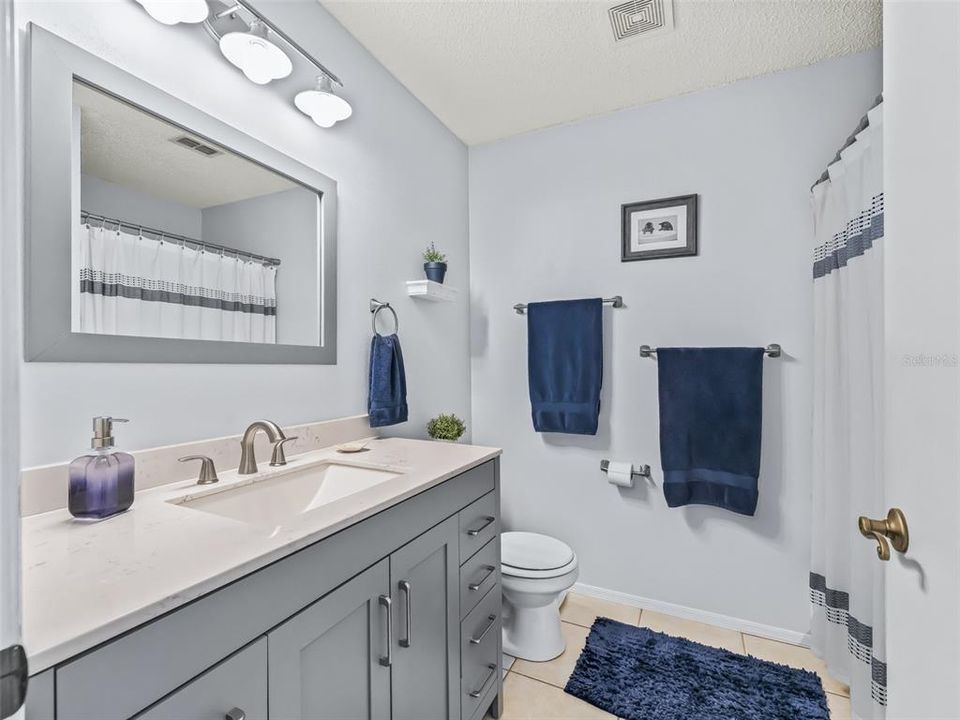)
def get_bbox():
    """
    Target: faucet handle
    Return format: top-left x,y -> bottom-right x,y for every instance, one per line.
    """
270,437 -> 298,467
179,455 -> 219,485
